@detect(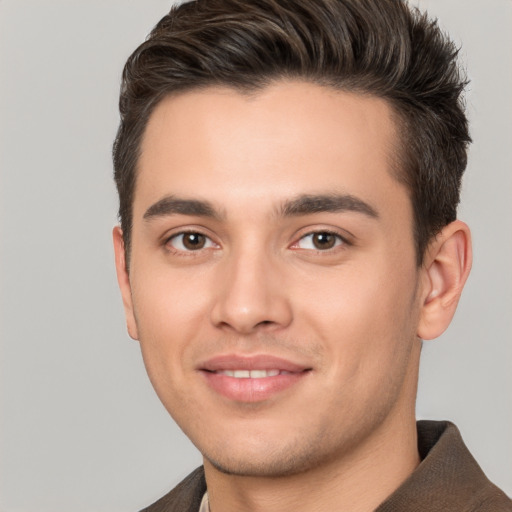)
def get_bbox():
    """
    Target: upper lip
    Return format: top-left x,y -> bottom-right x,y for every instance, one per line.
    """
199,354 -> 311,373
